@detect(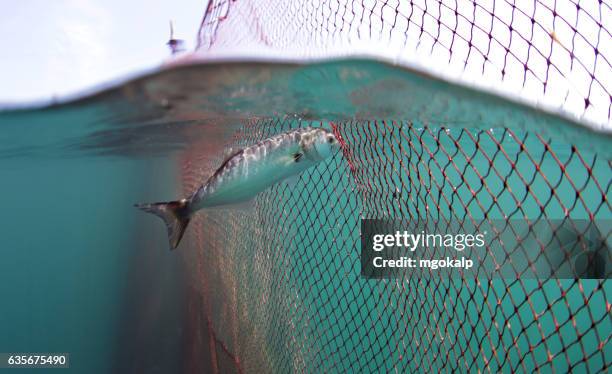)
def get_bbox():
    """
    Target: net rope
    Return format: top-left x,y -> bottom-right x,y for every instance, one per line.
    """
179,1 -> 611,372
197,0 -> 612,129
